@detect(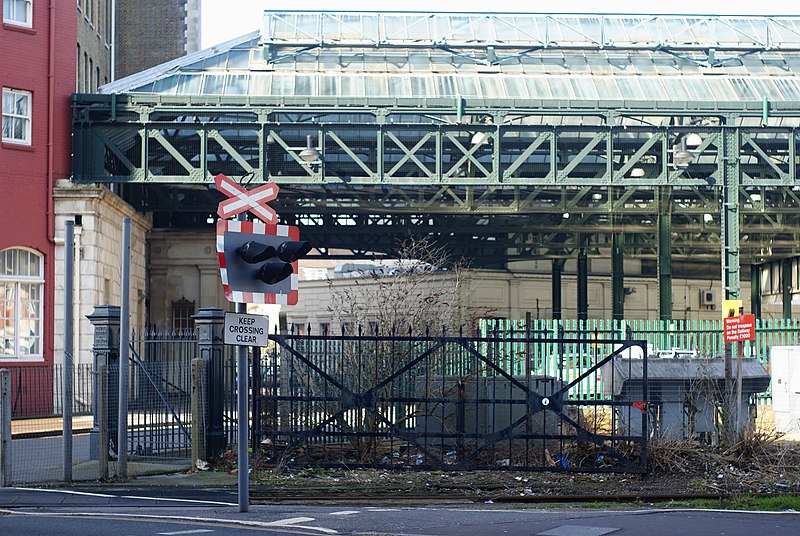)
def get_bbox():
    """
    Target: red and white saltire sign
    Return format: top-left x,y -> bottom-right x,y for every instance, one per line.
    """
216,219 -> 300,305
723,314 -> 756,344
214,173 -> 279,224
